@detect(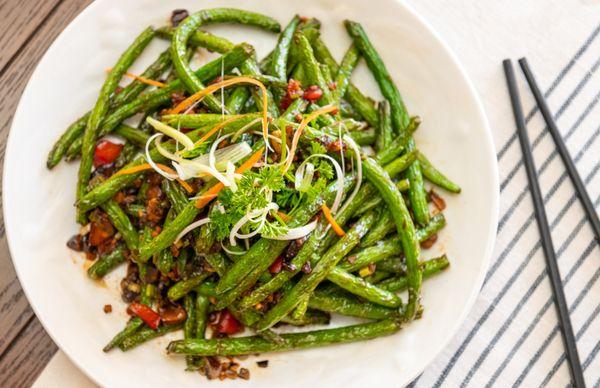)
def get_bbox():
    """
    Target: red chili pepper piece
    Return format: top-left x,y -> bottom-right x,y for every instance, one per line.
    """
280,79 -> 304,110
129,302 -> 161,330
303,85 -> 323,102
93,140 -> 123,167
269,256 -> 283,274
216,310 -> 243,335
